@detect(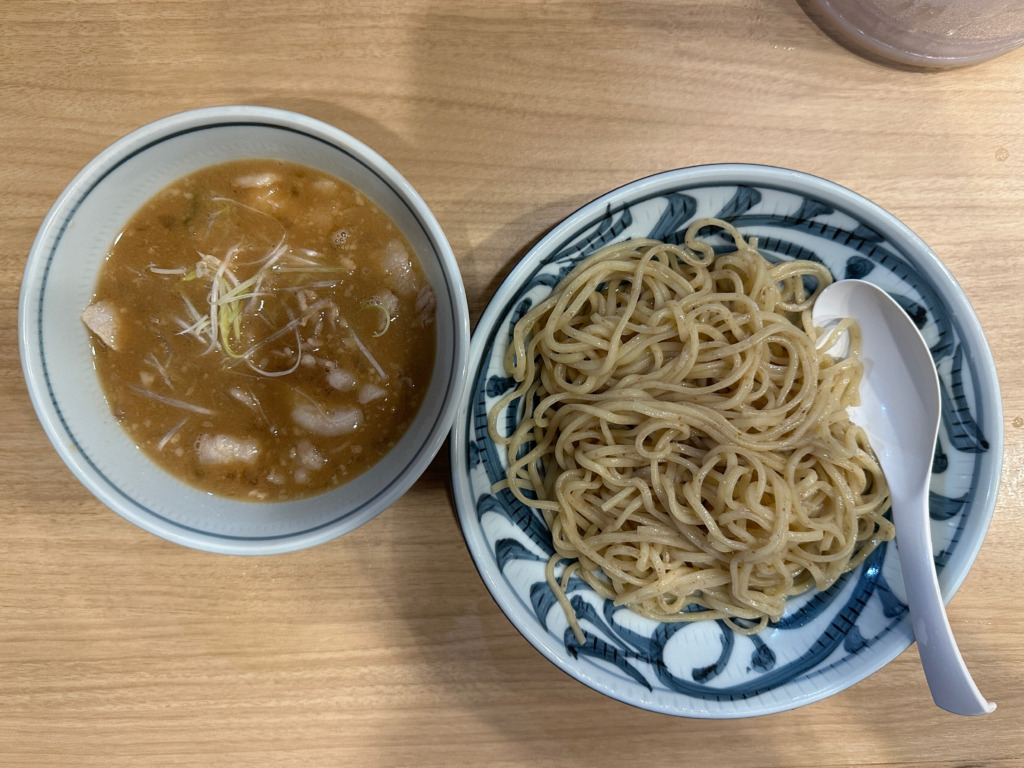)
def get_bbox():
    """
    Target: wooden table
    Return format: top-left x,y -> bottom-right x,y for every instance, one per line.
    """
2,2 -> 1021,765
